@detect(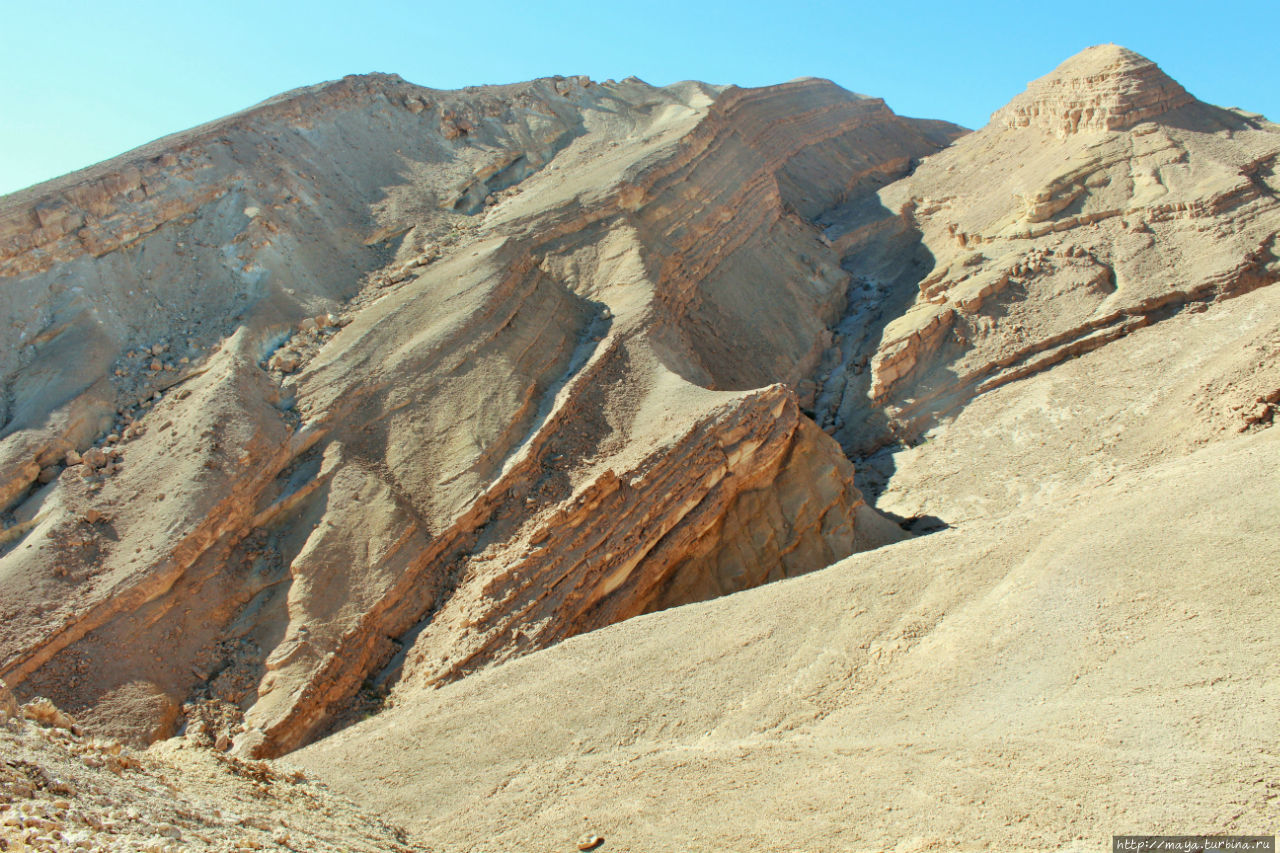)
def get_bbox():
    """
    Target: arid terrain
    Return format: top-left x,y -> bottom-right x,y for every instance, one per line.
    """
0,44 -> 1277,851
